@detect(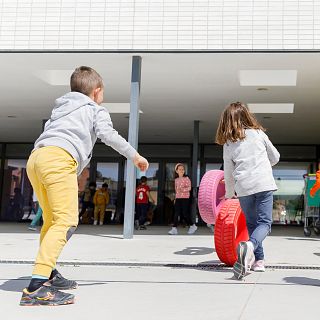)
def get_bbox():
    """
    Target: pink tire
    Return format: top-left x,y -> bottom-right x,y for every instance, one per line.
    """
198,170 -> 226,224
